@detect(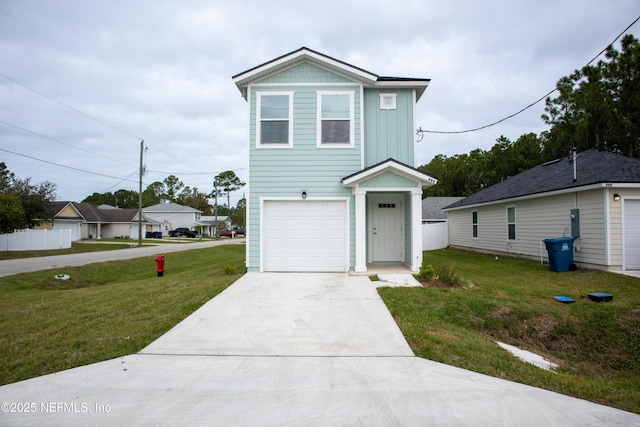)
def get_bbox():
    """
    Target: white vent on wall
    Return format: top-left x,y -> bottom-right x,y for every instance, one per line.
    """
379,93 -> 397,110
